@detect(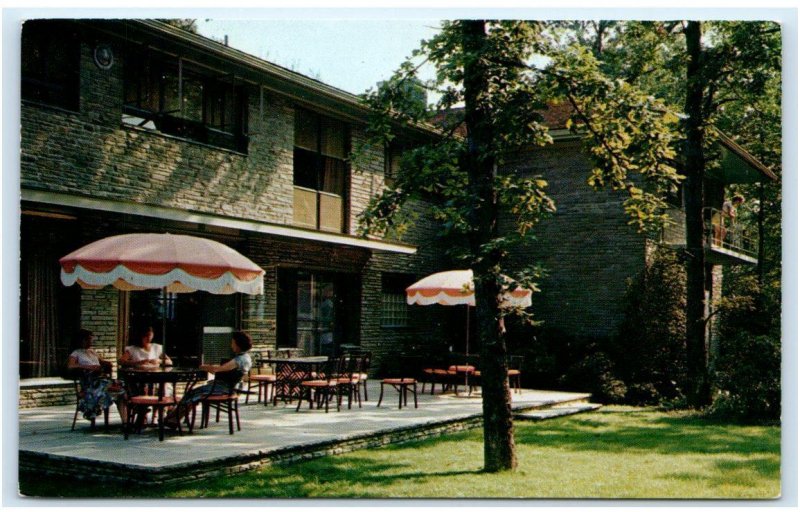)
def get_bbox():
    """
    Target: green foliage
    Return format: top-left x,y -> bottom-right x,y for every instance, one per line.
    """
560,350 -> 628,404
542,44 -> 683,234
615,247 -> 687,404
709,276 -> 781,422
711,333 -> 781,422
